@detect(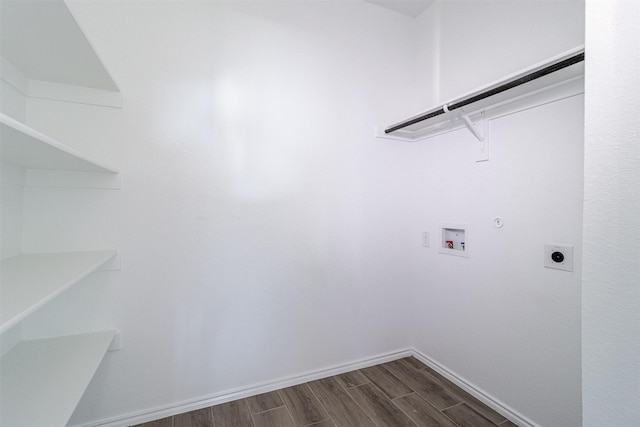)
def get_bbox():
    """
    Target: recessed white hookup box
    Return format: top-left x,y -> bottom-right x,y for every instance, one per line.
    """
439,224 -> 469,258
